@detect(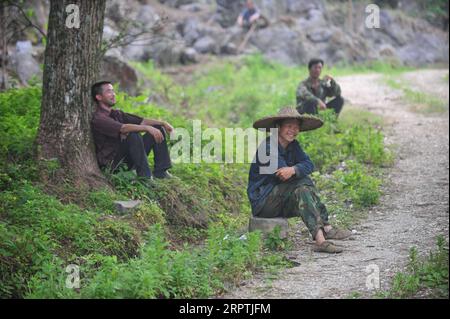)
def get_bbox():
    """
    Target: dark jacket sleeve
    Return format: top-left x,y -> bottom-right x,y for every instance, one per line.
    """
122,112 -> 144,125
296,80 -> 319,106
91,114 -> 123,138
293,145 -> 314,179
